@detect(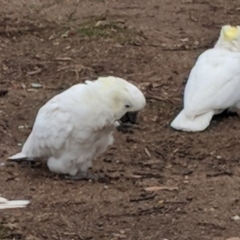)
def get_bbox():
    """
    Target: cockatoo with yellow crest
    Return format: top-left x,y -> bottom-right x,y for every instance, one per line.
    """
8,76 -> 146,180
171,25 -> 240,132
